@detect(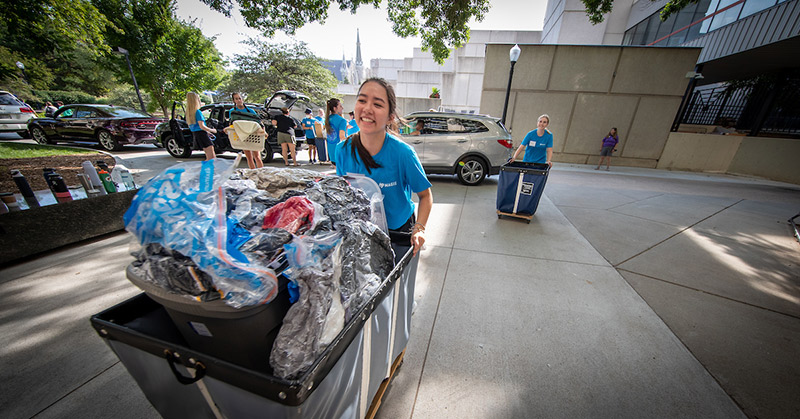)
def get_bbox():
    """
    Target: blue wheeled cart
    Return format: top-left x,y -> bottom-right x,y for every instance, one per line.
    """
496,161 -> 550,223
316,137 -> 328,163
